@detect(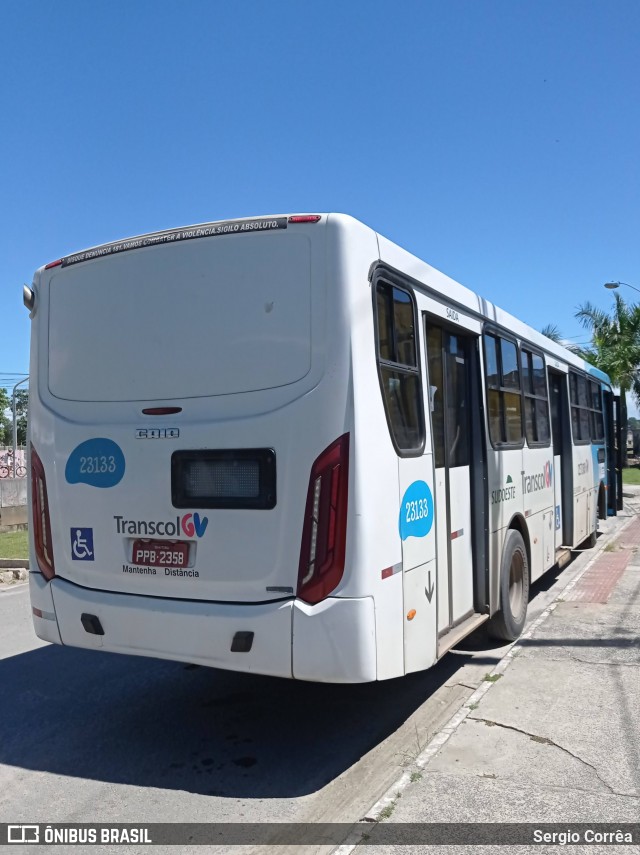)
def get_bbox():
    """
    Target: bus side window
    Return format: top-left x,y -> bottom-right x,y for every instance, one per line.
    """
426,325 -> 445,468
483,332 -> 523,447
590,382 -> 604,442
374,282 -> 424,454
569,370 -> 592,444
521,349 -> 550,446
